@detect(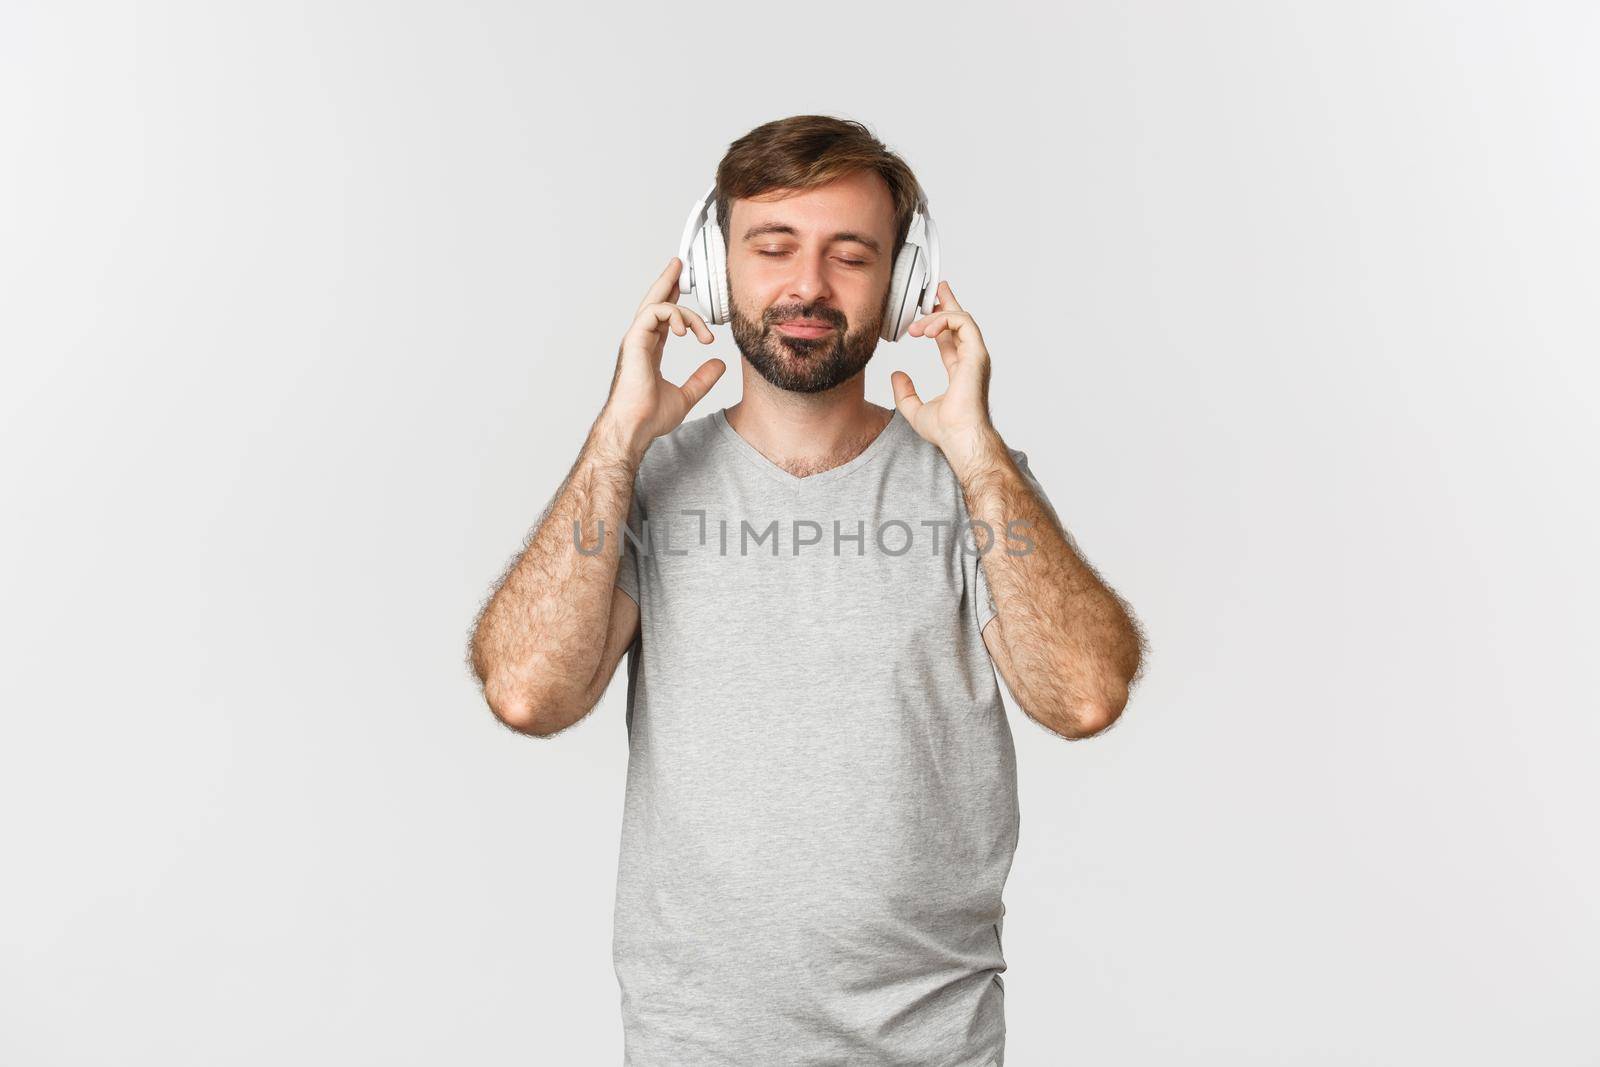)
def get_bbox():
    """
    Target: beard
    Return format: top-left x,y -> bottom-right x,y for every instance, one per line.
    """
728,293 -> 885,395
